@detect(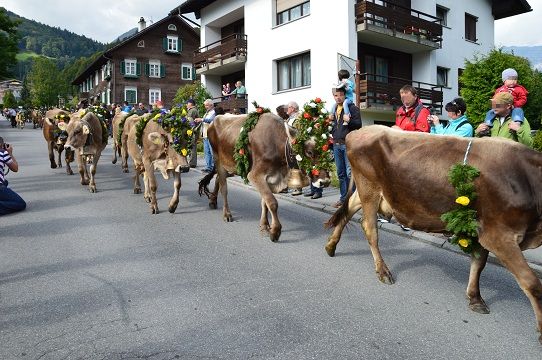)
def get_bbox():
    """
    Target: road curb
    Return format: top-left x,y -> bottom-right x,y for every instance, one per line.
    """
194,166 -> 542,278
